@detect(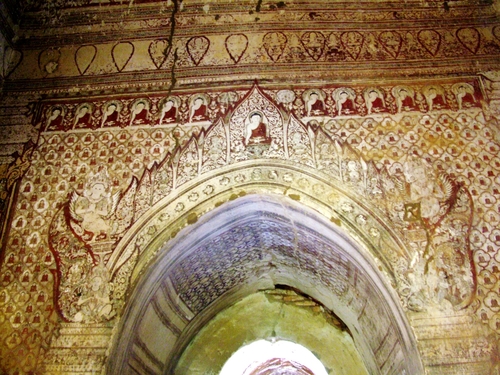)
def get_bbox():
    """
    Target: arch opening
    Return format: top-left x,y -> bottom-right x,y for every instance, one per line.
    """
107,194 -> 424,375
220,340 -> 329,375
176,288 -> 368,375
